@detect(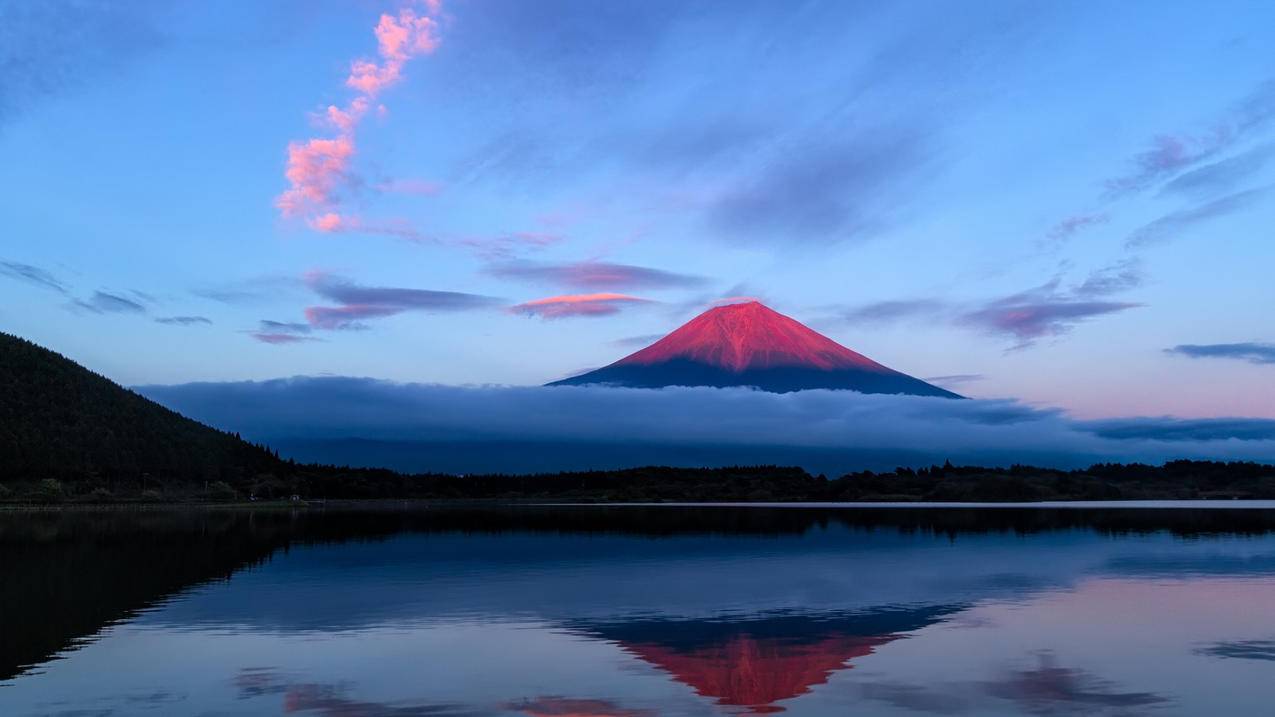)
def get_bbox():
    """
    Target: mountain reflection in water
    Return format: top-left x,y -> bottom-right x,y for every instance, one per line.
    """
4,505 -> 1275,715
